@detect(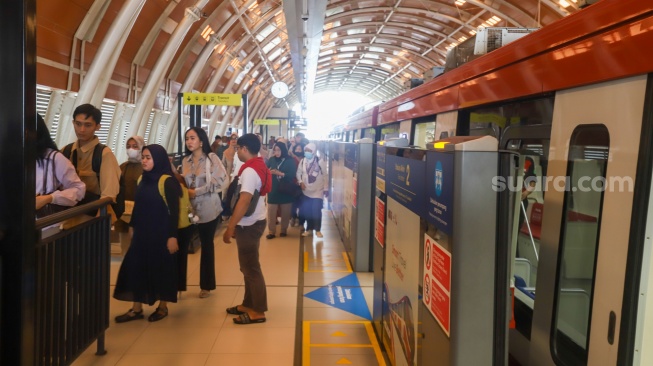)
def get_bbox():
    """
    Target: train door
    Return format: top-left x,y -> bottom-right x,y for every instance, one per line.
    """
527,75 -> 649,365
